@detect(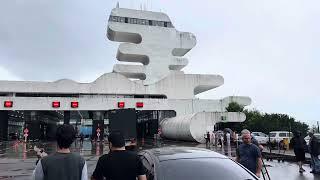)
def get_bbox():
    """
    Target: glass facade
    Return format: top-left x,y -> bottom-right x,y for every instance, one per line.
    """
109,15 -> 174,28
